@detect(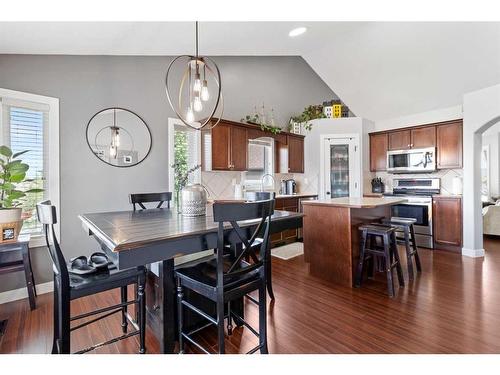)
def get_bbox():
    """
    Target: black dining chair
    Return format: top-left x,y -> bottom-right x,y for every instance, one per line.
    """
175,199 -> 274,354
130,192 -> 172,210
36,200 -> 147,354
243,191 -> 276,300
